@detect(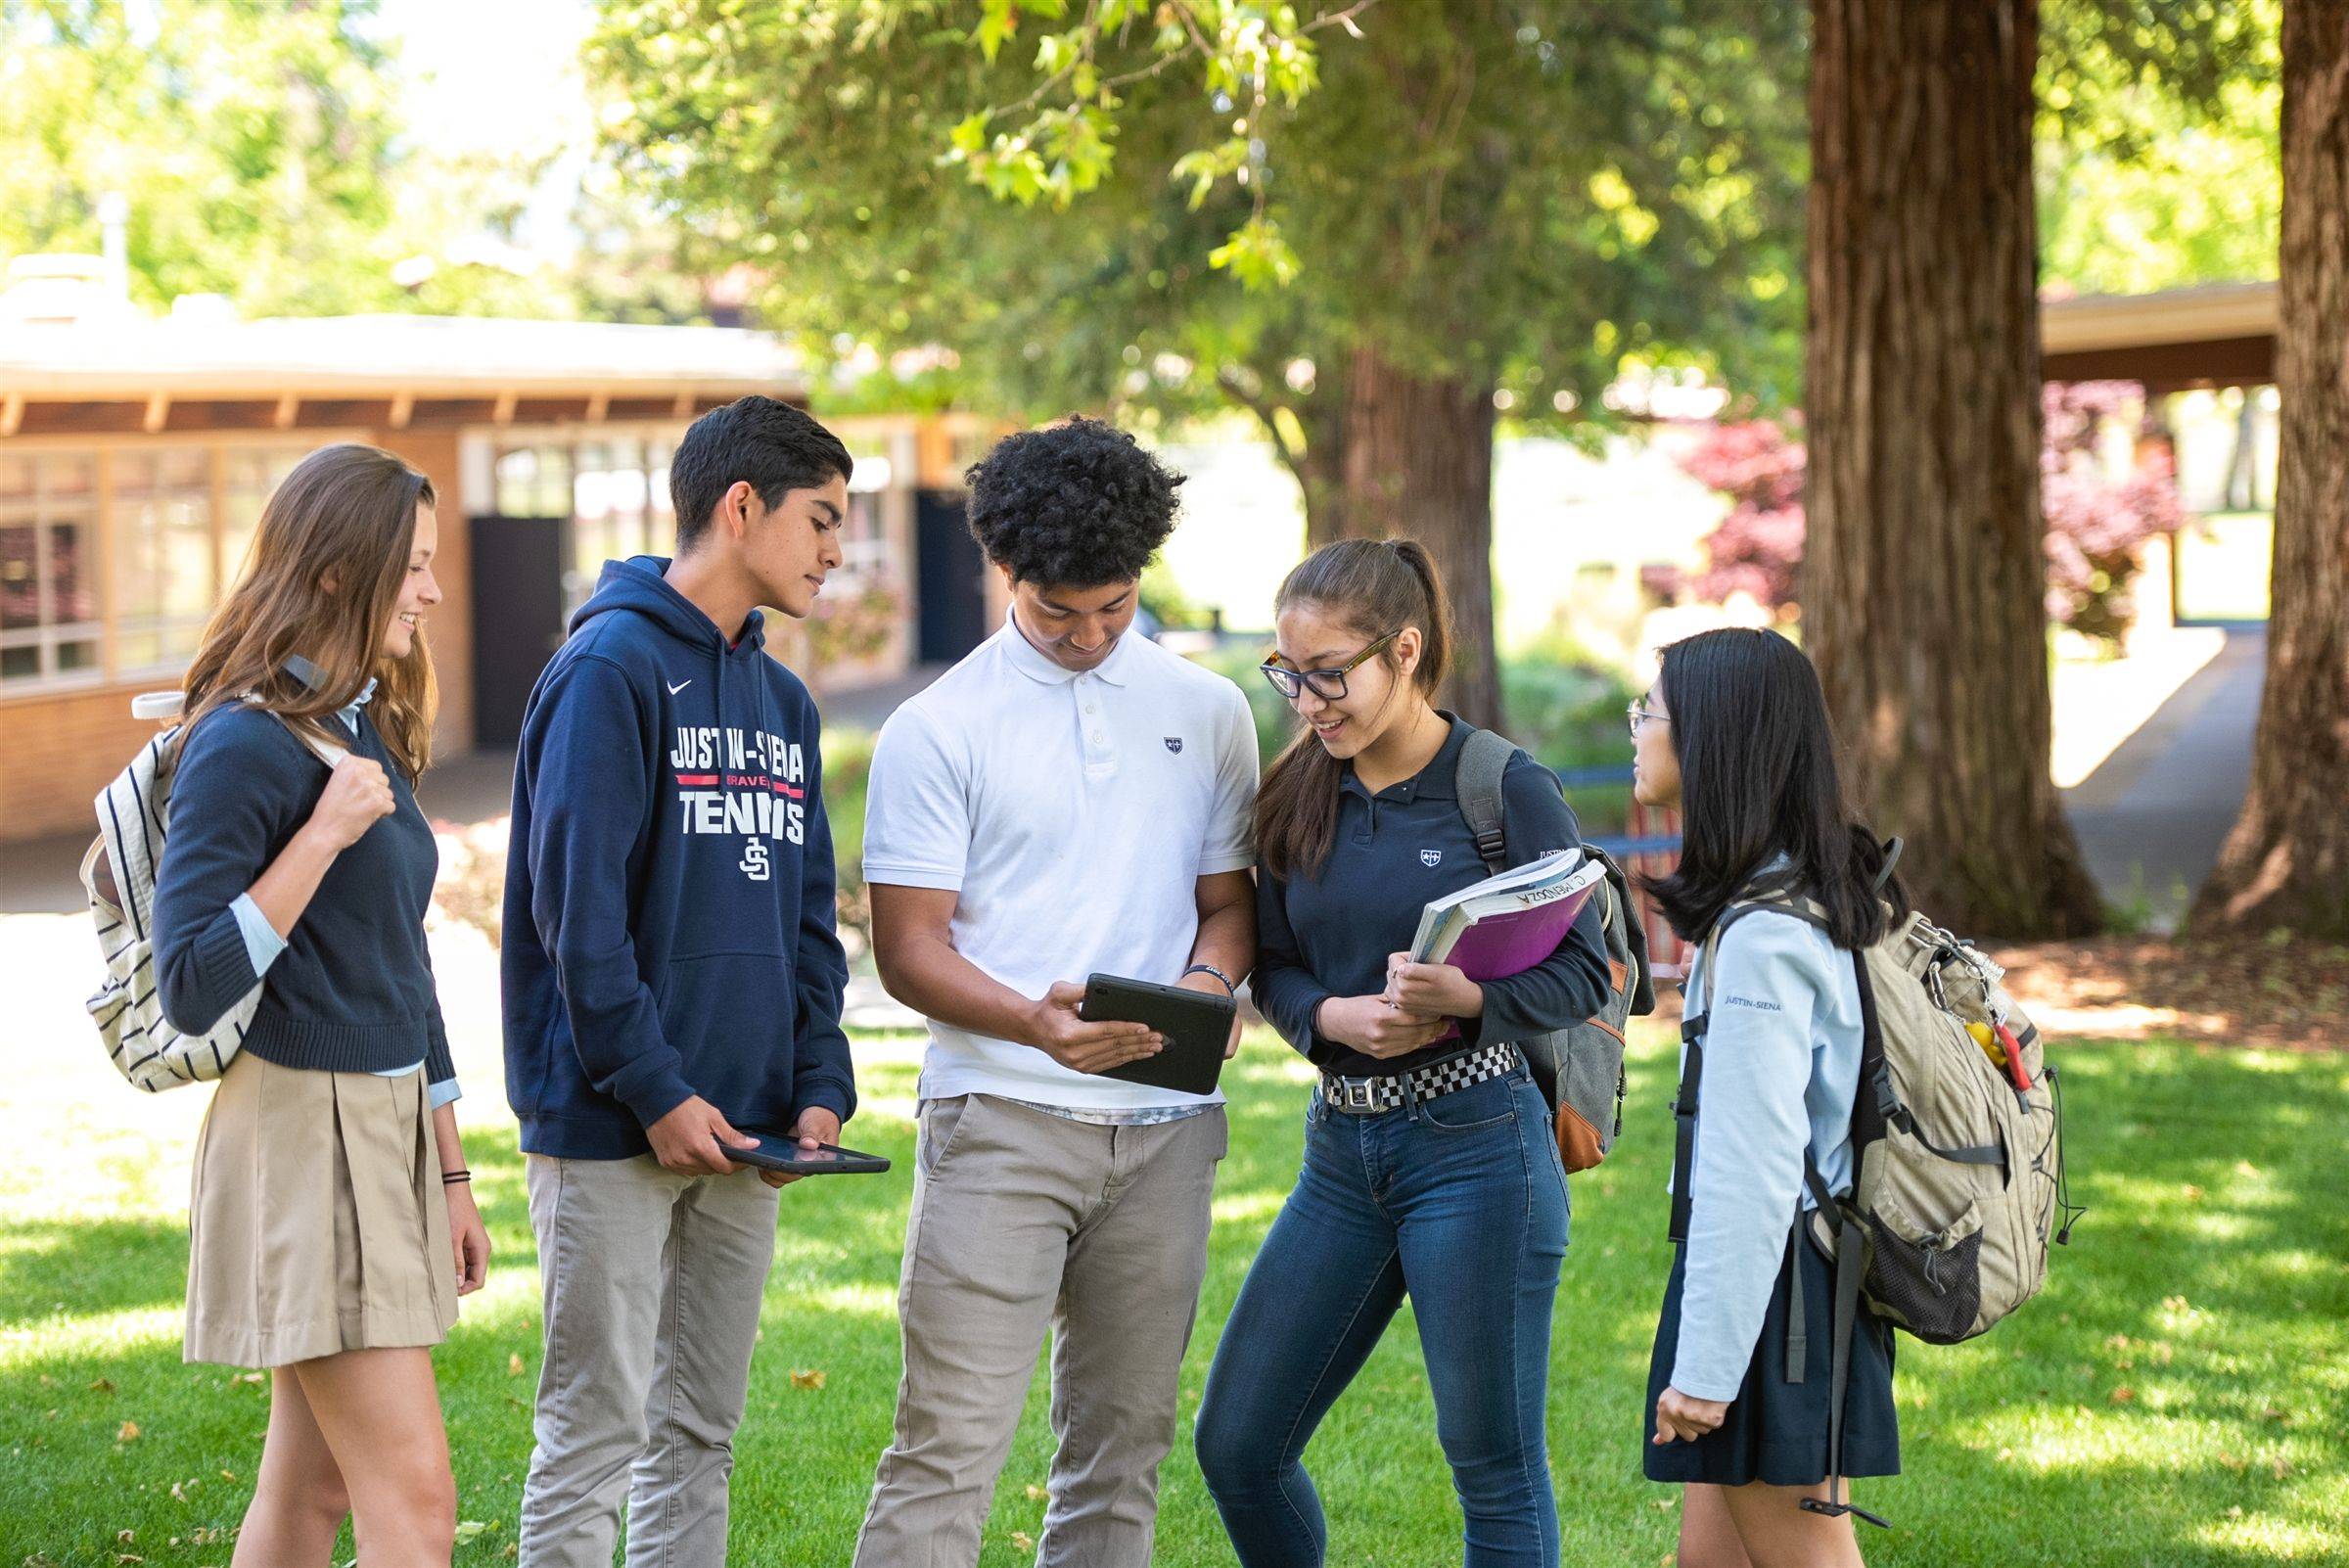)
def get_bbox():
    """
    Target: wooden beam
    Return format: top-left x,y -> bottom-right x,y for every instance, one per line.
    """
584,391 -> 610,423
492,390 -> 518,425
0,393 -> 21,438
273,392 -> 299,430
142,392 -> 170,434
671,388 -> 695,417
389,391 -> 415,430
